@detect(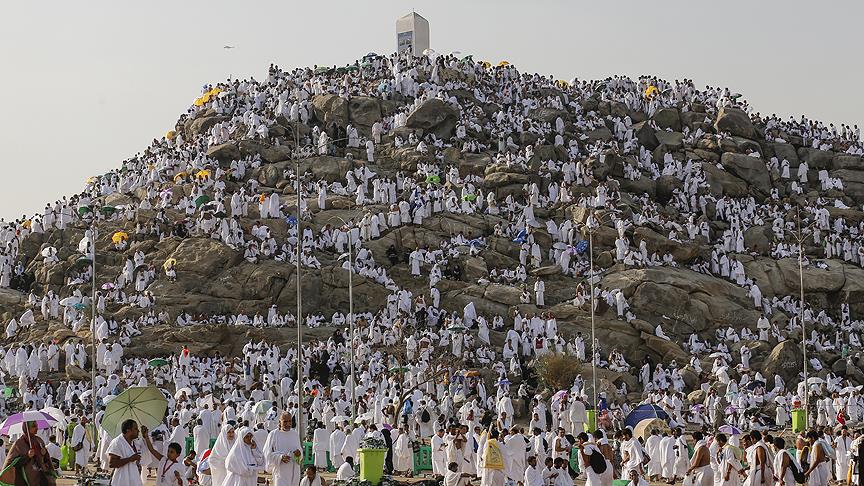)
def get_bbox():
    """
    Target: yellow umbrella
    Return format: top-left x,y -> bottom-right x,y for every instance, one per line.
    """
173,172 -> 188,182
193,97 -> 205,107
86,176 -> 97,184
165,130 -> 176,140
208,87 -> 223,97
163,258 -> 177,271
555,80 -> 570,89
633,418 -> 669,441
645,85 -> 659,98
479,61 -> 491,69
497,60 -> 510,67
195,169 -> 211,179
111,231 -> 129,244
